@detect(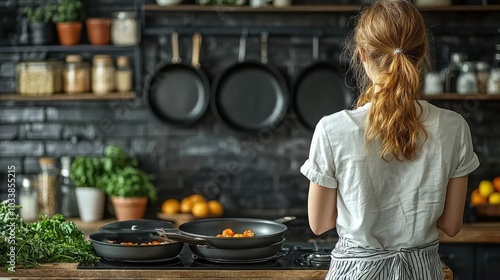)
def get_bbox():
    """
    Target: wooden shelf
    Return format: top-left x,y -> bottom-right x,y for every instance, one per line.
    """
423,93 -> 500,100
143,4 -> 500,13
0,44 -> 137,53
0,92 -> 136,101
